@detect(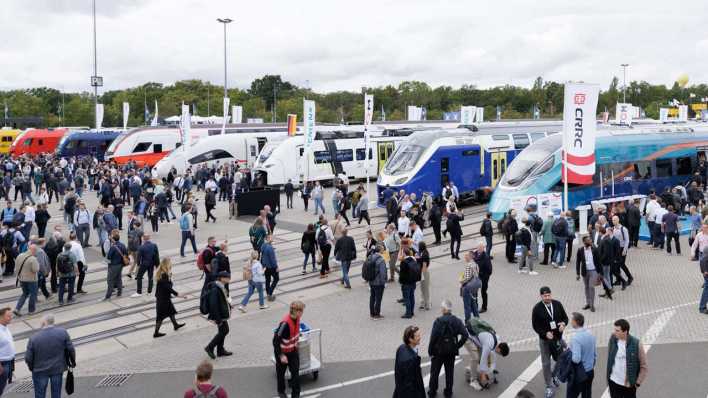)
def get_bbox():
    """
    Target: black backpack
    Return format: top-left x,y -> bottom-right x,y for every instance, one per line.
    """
436,321 -> 458,356
361,255 -> 379,282
57,253 -> 73,274
2,232 -> 15,251
531,214 -> 543,233
317,227 -> 328,247
551,218 -> 567,237
64,196 -> 76,213
199,284 -> 212,315
192,385 -> 220,398
479,219 -> 492,236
